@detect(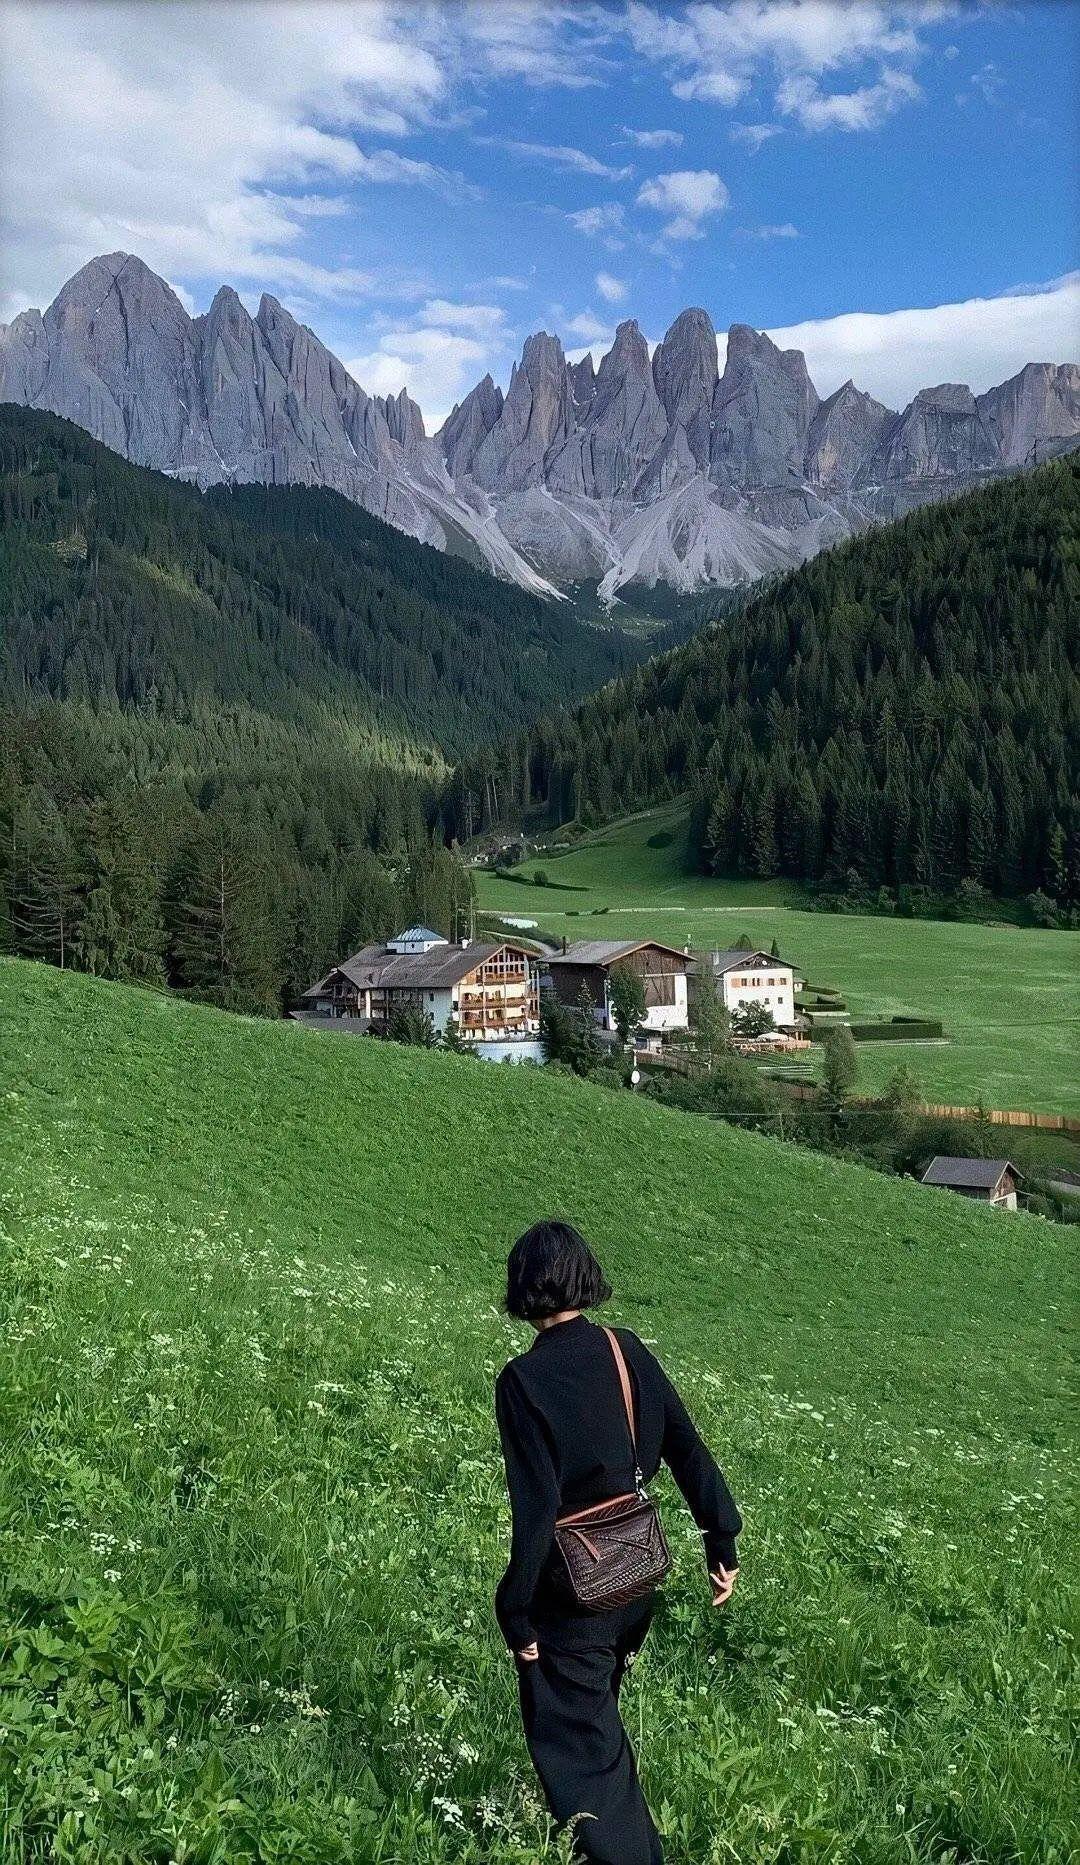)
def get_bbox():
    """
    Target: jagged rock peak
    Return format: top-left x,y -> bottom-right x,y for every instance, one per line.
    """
380,385 -> 426,447
805,377 -> 894,488
654,307 -> 718,404
437,372 -> 505,478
